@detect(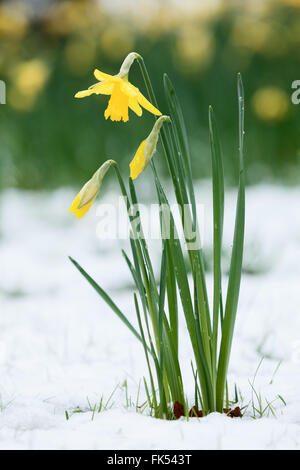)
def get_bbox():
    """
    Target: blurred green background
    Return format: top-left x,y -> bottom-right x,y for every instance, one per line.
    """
0,0 -> 300,189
